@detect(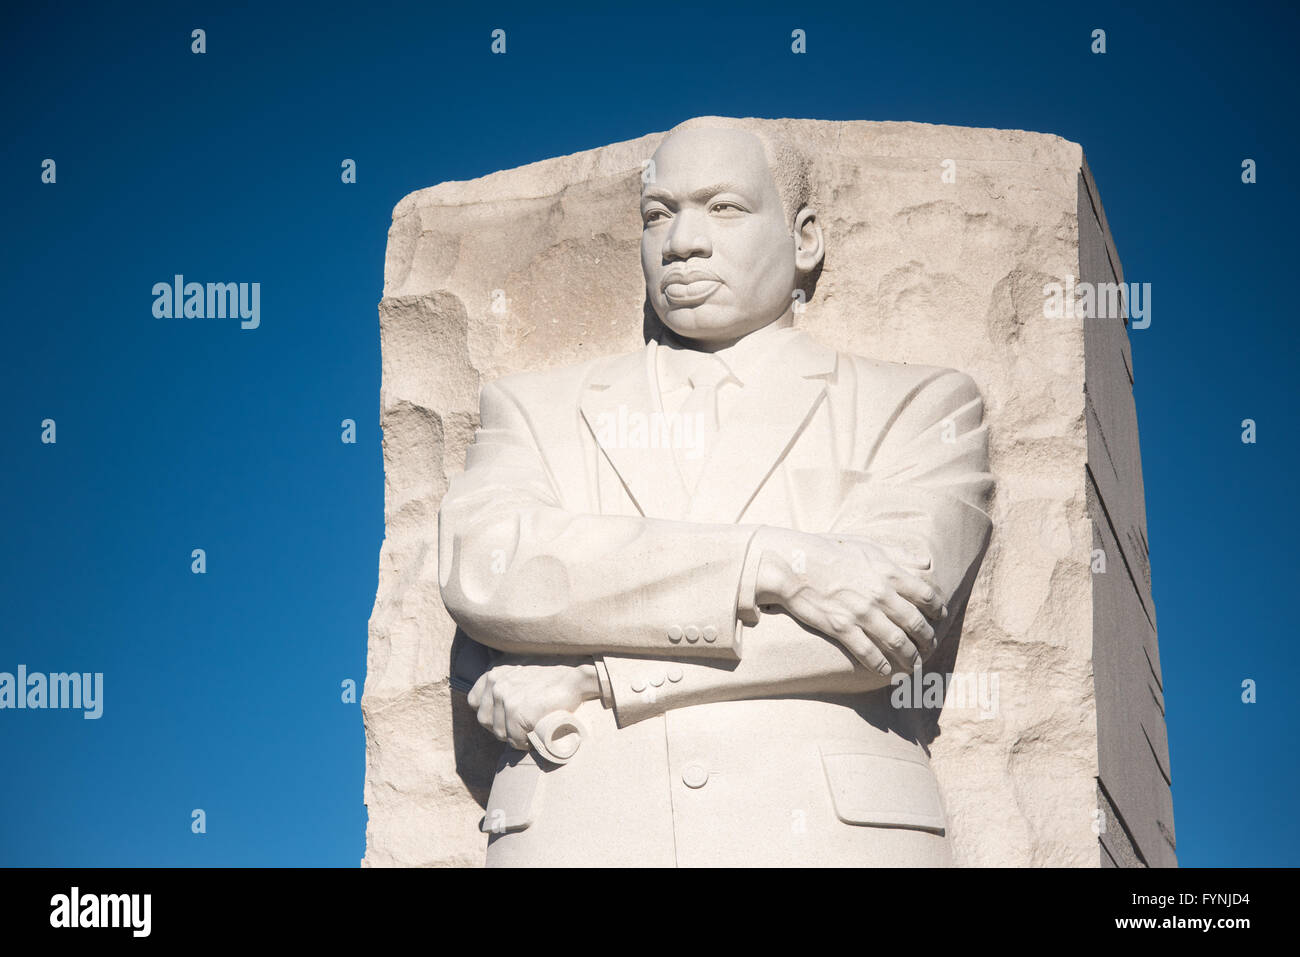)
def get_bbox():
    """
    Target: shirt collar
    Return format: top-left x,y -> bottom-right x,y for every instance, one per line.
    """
656,324 -> 803,392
